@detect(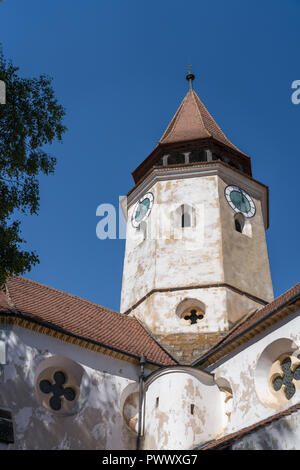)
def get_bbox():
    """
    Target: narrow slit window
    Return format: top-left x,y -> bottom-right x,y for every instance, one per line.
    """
235,218 -> 242,233
156,397 -> 159,408
190,404 -> 195,415
181,212 -> 191,228
234,213 -> 245,233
